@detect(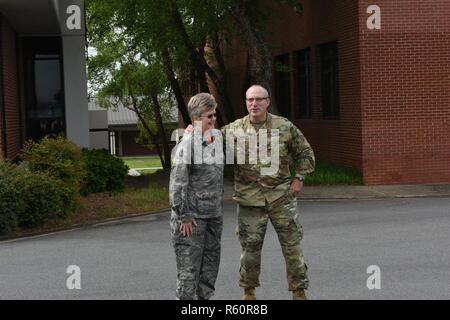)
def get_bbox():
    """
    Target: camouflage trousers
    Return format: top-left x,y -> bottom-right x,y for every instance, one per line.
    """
171,213 -> 223,300
236,195 -> 308,291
